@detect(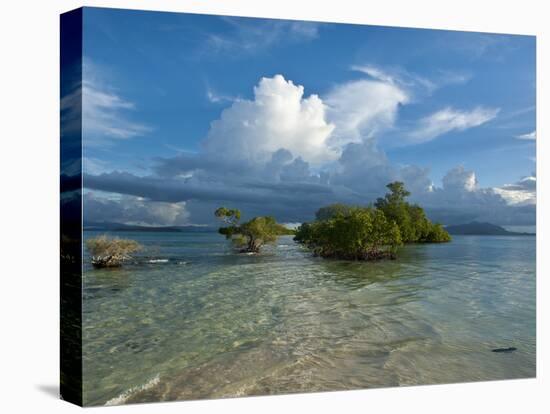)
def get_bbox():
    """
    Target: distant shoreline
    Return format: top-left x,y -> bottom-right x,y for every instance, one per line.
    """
445,222 -> 535,236
84,222 -> 214,233
84,221 -> 536,236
